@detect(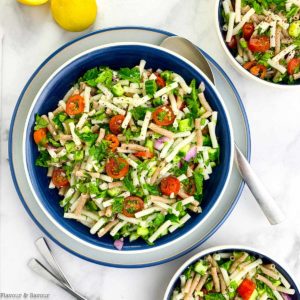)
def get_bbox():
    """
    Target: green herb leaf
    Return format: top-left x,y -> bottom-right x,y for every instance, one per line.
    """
34,114 -> 48,130
130,106 -> 154,121
118,67 -> 140,83
89,140 -> 109,161
86,200 -> 98,211
77,131 -> 98,146
112,197 -> 124,213
35,150 -> 50,167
